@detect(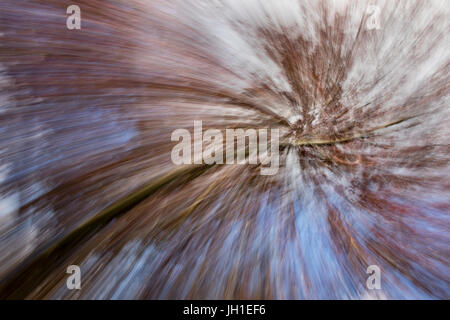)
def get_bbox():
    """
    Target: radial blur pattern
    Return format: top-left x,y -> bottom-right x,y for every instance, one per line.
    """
0,0 -> 449,299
